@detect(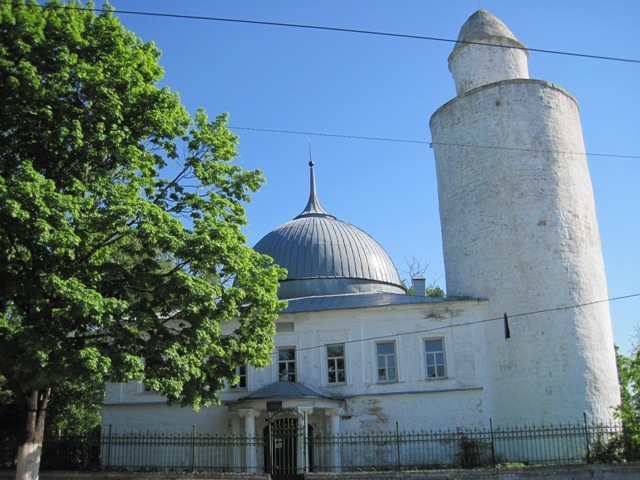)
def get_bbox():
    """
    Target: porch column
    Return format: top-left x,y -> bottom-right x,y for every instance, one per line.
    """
238,408 -> 260,472
229,412 -> 241,472
325,408 -> 342,472
297,406 -> 314,474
